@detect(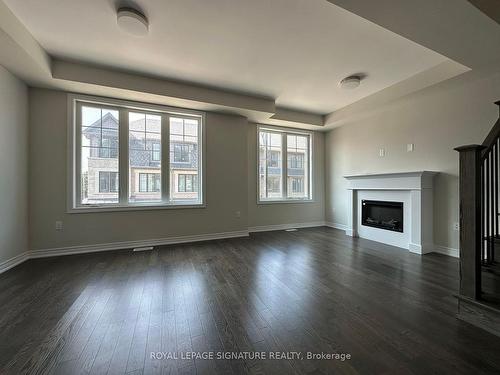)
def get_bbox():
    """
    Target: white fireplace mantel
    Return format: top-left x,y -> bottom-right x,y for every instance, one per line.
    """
344,171 -> 437,254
